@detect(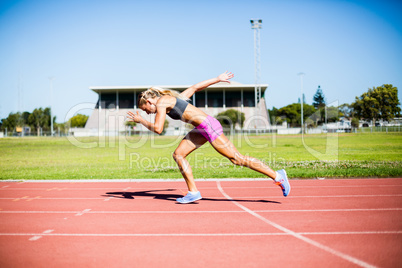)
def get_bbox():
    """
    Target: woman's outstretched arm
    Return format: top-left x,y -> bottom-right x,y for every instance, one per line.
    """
126,109 -> 166,135
180,71 -> 234,99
